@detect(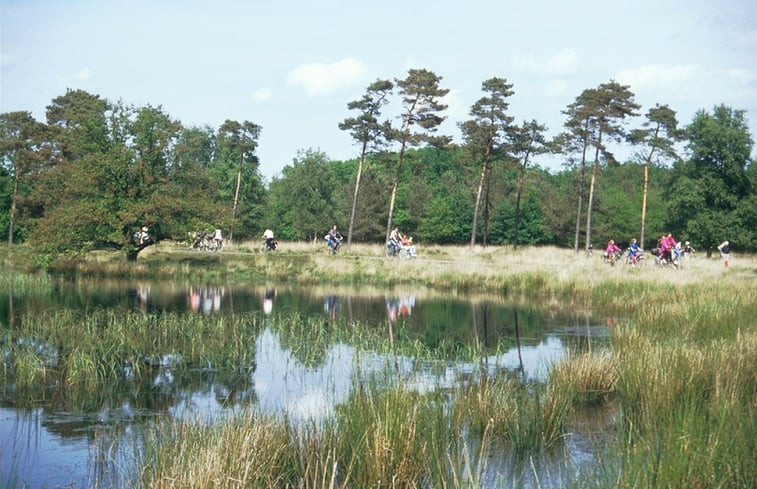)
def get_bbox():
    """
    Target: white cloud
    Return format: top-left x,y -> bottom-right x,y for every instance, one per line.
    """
510,54 -> 539,73
60,67 -> 93,86
441,88 -> 465,120
615,64 -> 698,88
73,68 -> 93,81
509,48 -> 579,75
251,88 -> 273,103
542,79 -> 568,96
545,49 -> 579,75
722,68 -> 756,85
286,58 -> 369,96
